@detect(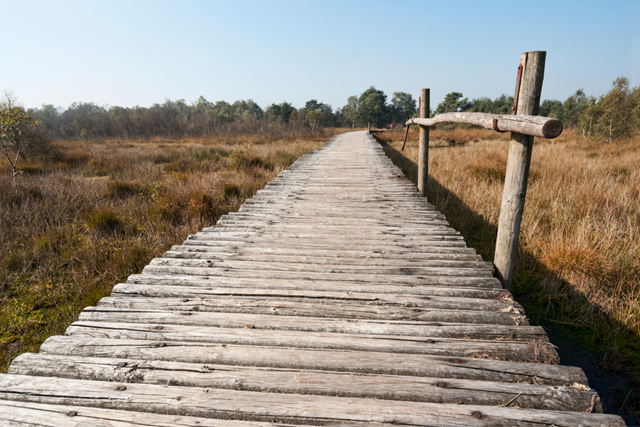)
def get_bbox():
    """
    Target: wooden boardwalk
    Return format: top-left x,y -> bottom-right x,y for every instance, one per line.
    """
0,131 -> 624,426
